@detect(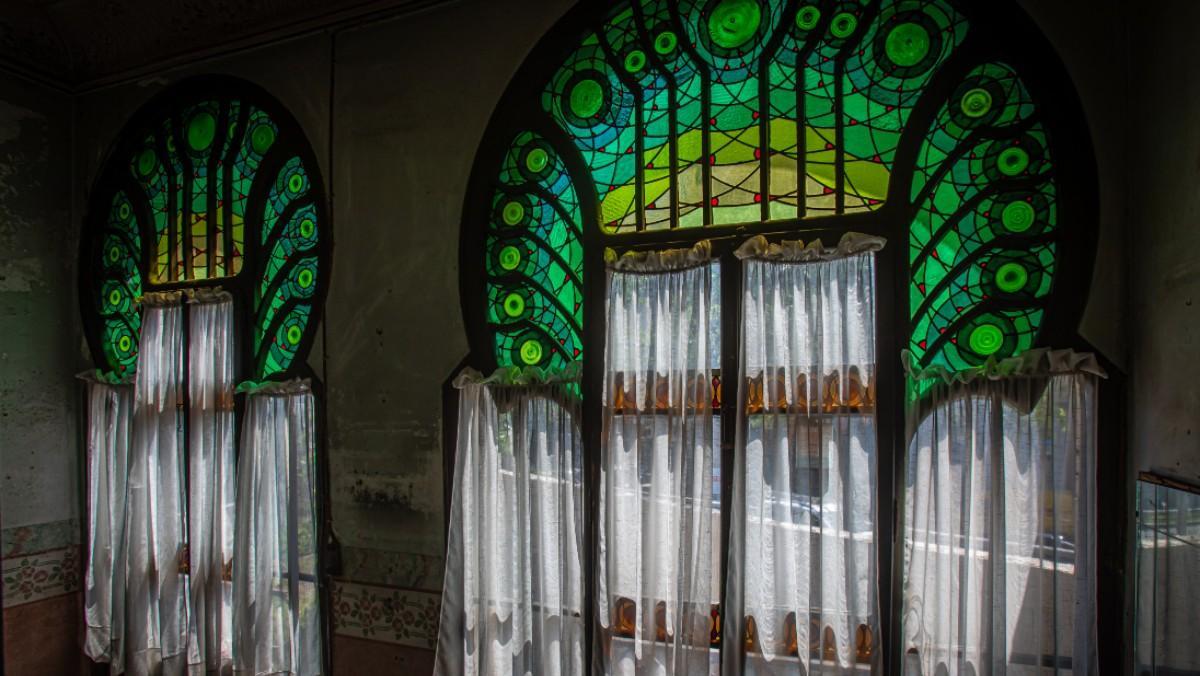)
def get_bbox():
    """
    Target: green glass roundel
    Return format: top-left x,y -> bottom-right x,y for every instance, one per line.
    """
498,245 -> 522,271
118,202 -> 132,221
287,173 -> 305,194
998,146 -> 1030,176
569,78 -> 605,119
117,335 -> 132,353
251,124 -> 276,154
624,49 -> 647,74
795,5 -> 821,30
286,325 -> 303,345
187,112 -> 216,151
501,200 -> 526,226
709,0 -> 762,49
108,245 -> 121,263
968,323 -> 1004,356
1001,200 -> 1036,233
503,292 -> 526,318
298,268 -> 315,289
525,147 -> 550,174
136,148 -> 157,177
830,12 -> 858,38
995,262 -> 1028,293
885,22 -> 931,67
655,30 -> 678,55
108,288 -> 122,307
960,87 -> 993,118
299,218 -> 316,238
519,338 -> 543,365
